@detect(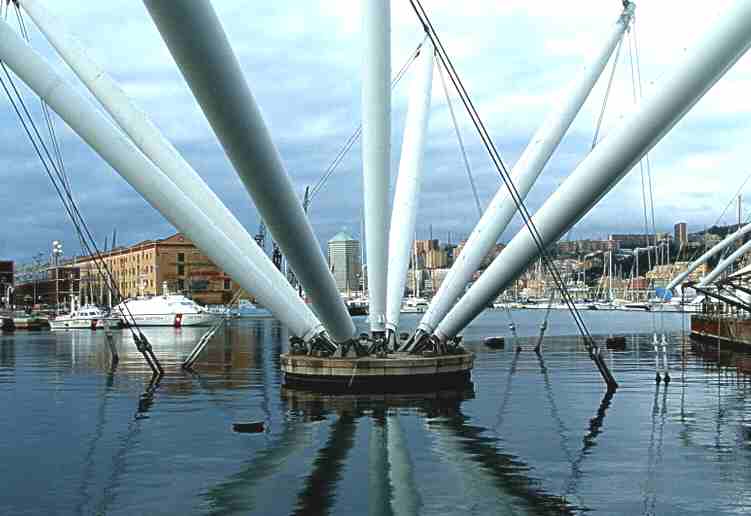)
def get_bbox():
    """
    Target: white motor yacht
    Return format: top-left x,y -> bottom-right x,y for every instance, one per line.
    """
401,297 -> 429,313
50,300 -> 120,331
113,283 -> 218,327
232,299 -> 273,318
